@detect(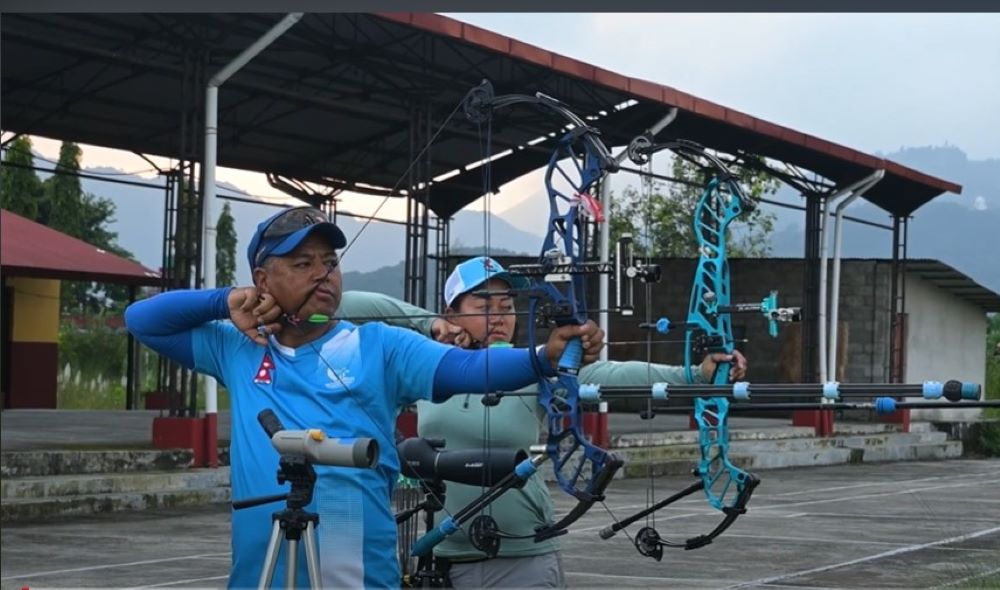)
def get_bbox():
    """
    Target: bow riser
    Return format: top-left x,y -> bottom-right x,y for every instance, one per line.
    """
685,177 -> 747,385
